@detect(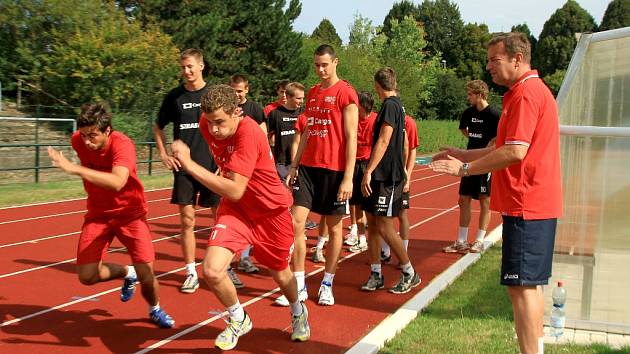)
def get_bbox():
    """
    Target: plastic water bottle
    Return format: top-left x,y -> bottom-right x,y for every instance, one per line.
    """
550,281 -> 566,337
